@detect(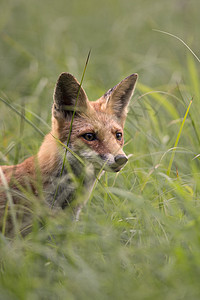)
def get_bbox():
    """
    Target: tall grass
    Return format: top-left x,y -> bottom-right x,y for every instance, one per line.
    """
1,0 -> 200,299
